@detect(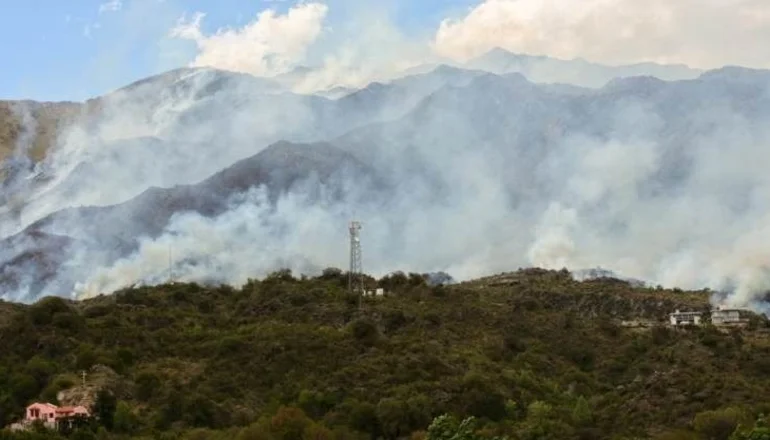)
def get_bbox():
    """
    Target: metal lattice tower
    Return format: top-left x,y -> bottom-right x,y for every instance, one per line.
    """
349,221 -> 364,297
